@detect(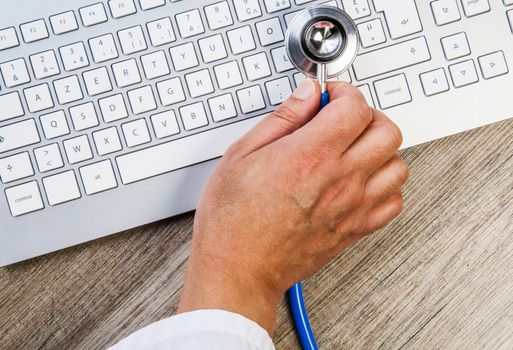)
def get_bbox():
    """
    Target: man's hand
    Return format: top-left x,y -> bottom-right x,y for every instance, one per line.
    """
178,80 -> 408,334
